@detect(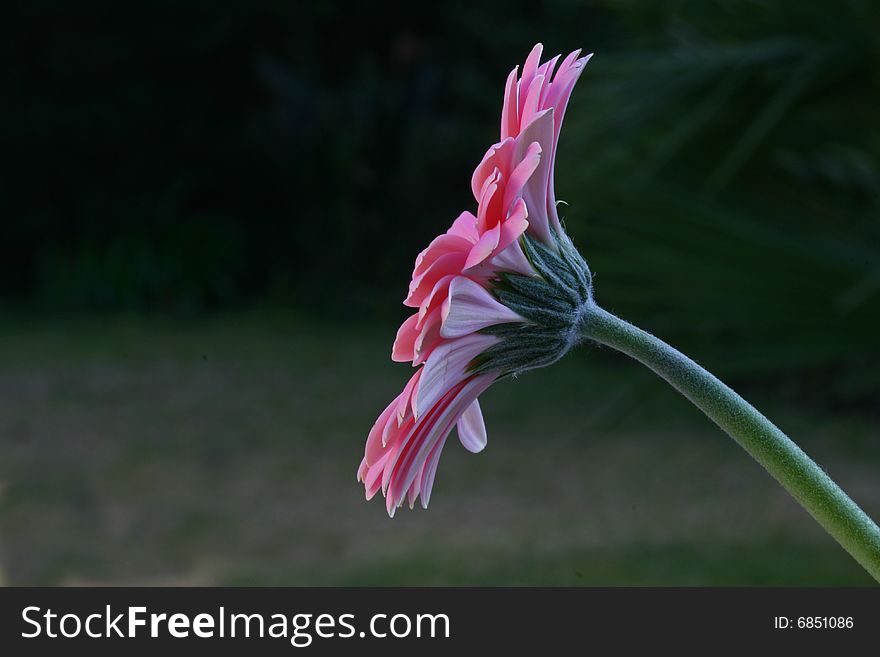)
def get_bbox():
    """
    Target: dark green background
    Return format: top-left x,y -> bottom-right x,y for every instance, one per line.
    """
1,0 -> 878,585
